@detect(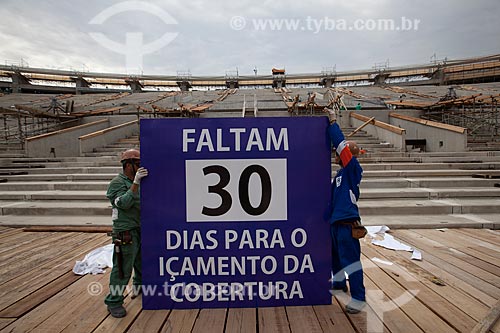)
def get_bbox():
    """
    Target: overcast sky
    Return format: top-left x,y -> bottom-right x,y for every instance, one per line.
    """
0,0 -> 499,76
